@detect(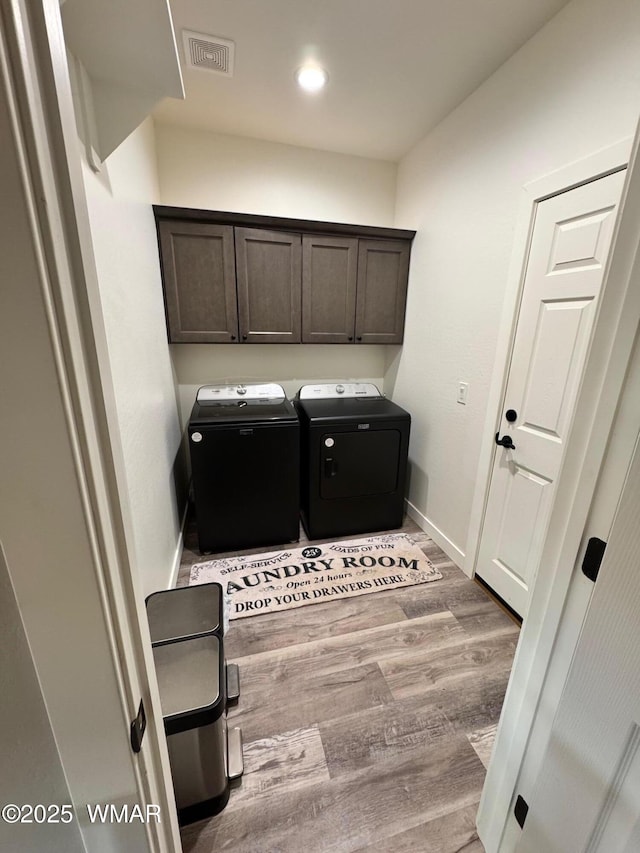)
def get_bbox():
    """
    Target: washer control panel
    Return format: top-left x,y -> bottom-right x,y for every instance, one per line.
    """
298,383 -> 382,400
197,383 -> 285,403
